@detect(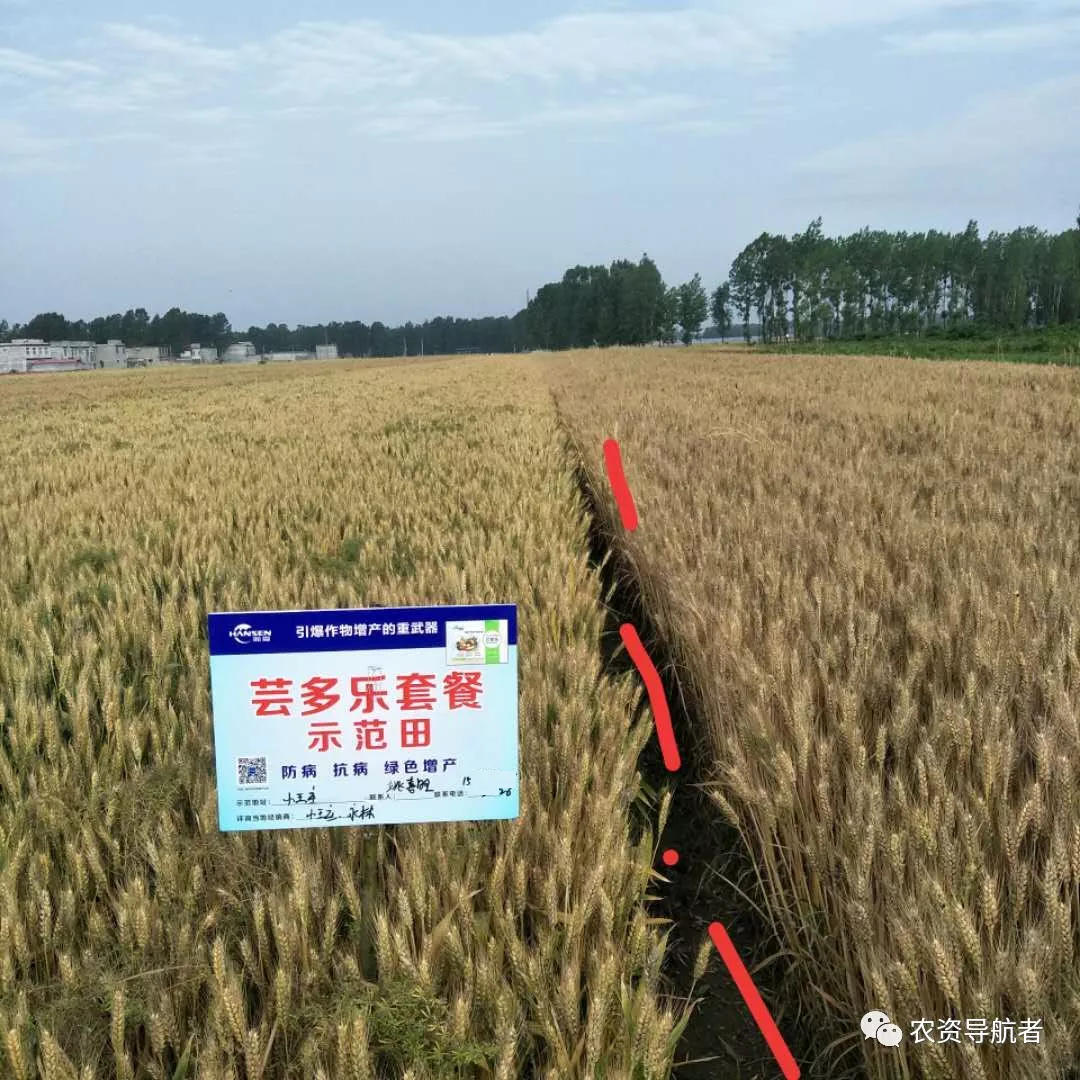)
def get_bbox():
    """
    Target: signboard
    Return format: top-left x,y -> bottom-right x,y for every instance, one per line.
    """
207,603 -> 518,832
